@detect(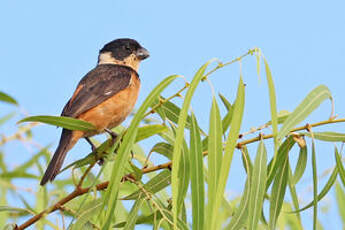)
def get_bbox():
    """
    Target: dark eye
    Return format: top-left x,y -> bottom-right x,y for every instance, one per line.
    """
124,45 -> 131,51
